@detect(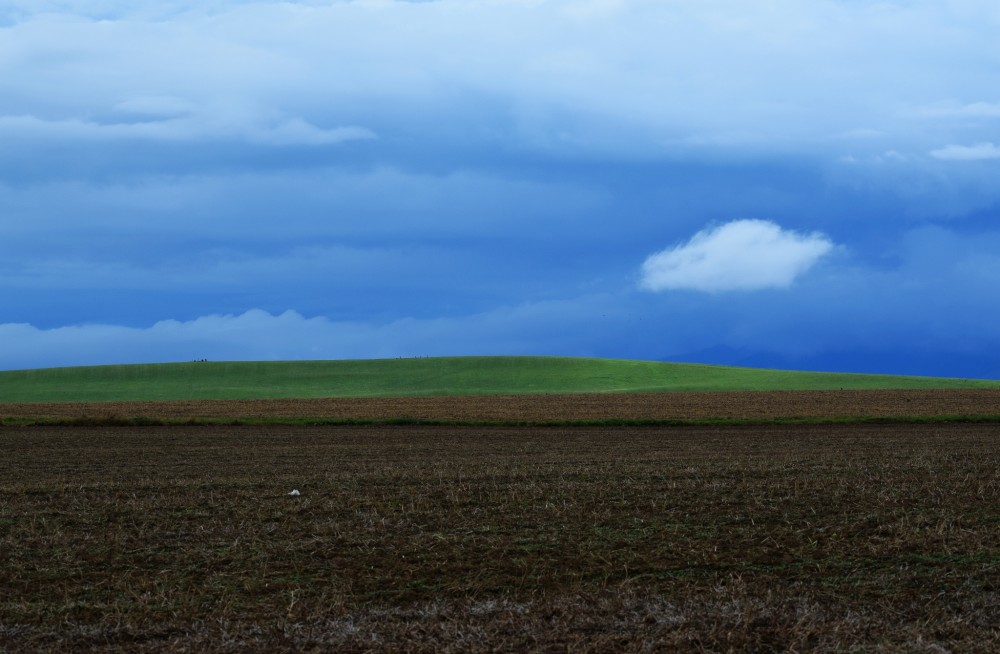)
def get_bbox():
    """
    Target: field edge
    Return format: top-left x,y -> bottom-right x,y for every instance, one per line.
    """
4,388 -> 1000,425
